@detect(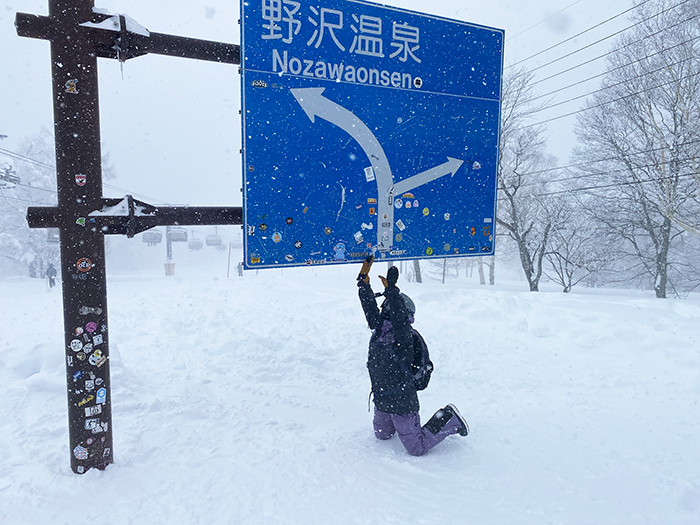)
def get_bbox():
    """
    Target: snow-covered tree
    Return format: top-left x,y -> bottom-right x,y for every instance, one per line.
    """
496,66 -> 562,291
573,0 -> 700,298
0,130 -> 117,277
